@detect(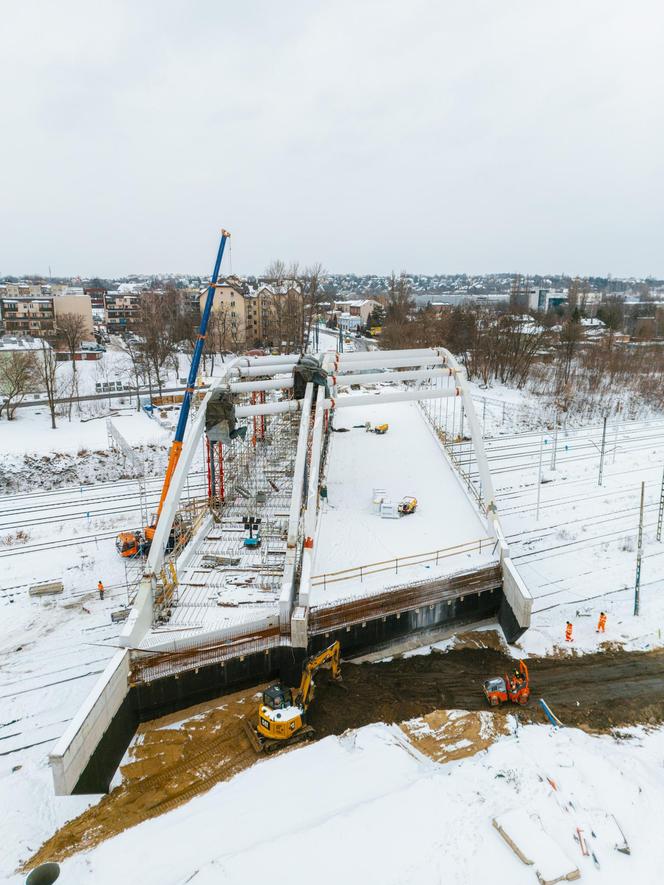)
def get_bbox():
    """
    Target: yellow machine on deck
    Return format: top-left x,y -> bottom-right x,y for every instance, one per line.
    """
243,641 -> 342,753
398,496 -> 417,515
